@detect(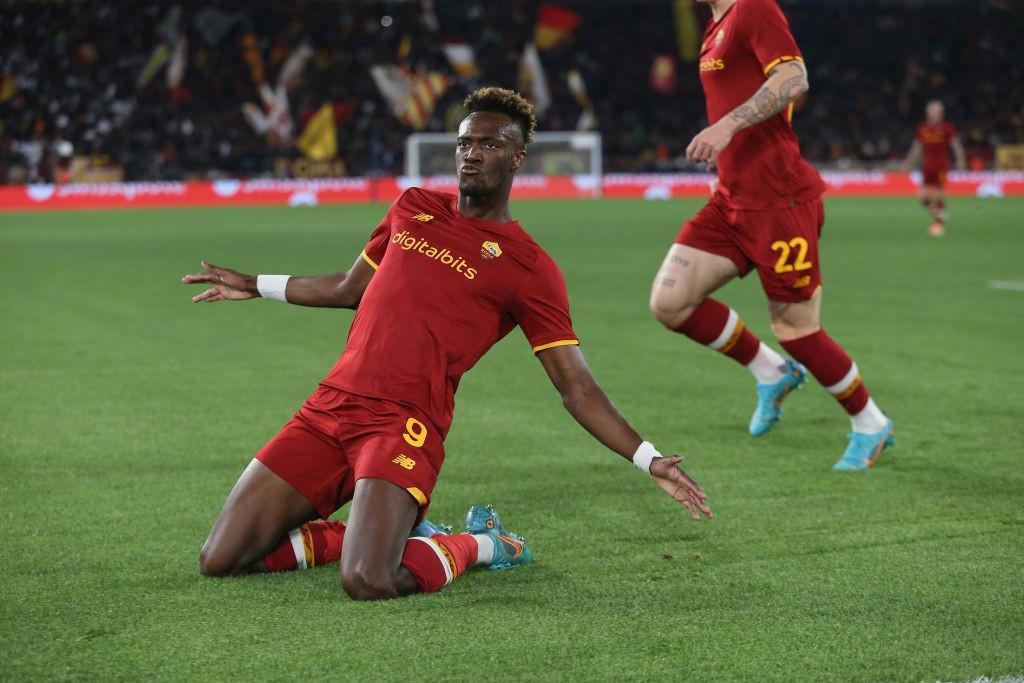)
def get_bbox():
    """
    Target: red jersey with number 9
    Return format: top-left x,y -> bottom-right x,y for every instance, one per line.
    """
698,0 -> 825,210
321,187 -> 579,438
